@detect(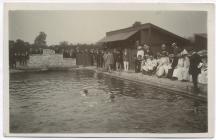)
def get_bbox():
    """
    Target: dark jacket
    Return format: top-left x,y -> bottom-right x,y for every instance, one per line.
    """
116,52 -> 123,63
123,53 -> 130,61
171,57 -> 178,69
189,53 -> 202,75
144,49 -> 153,56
